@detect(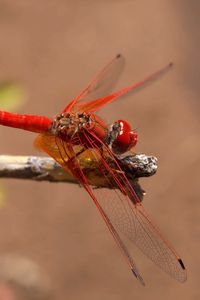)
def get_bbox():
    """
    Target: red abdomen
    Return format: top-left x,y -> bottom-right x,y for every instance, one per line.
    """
0,111 -> 52,133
